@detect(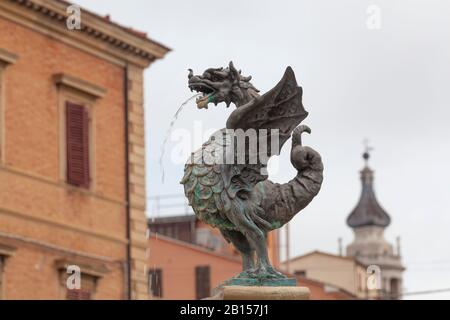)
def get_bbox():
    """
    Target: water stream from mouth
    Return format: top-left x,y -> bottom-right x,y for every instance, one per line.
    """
159,93 -> 202,183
